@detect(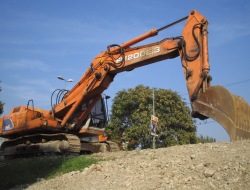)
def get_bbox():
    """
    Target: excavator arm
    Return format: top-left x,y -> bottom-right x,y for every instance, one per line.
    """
52,10 -> 208,129
1,10 -> 250,145
53,9 -> 250,141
